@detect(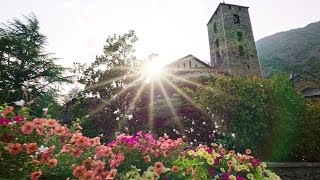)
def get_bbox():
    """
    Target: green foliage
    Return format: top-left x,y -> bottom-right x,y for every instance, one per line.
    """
256,21 -> 320,77
194,73 -> 306,161
66,30 -> 147,140
293,101 -> 320,161
0,14 -> 70,116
